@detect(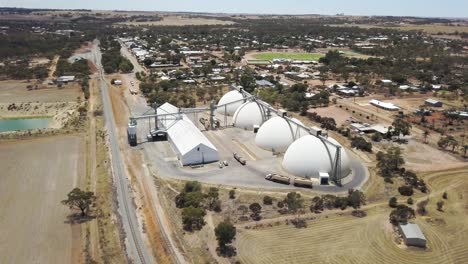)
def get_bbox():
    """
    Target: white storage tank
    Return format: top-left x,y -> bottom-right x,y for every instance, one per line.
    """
232,101 -> 266,130
217,90 -> 245,116
255,116 -> 308,152
282,135 -> 351,179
